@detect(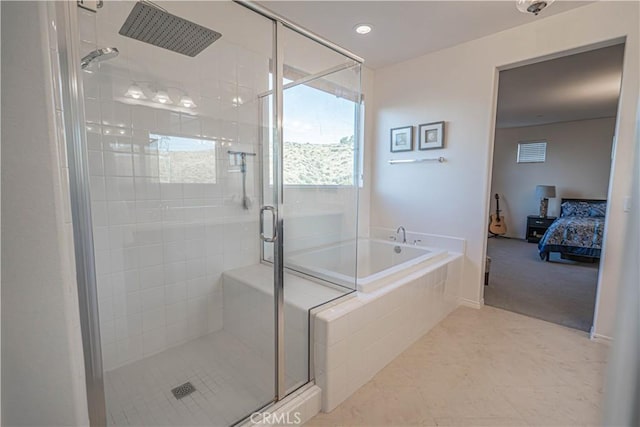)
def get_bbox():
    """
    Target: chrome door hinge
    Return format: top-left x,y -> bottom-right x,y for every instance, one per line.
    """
77,0 -> 103,13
